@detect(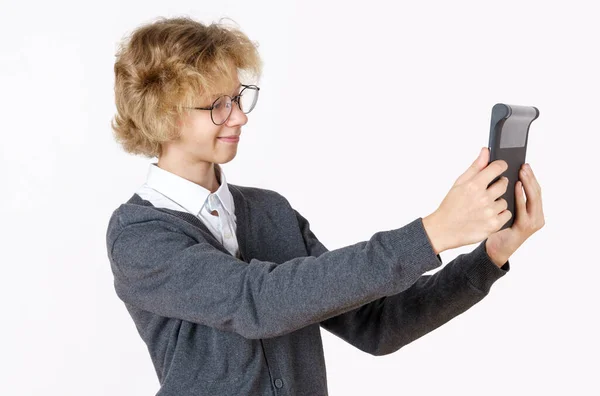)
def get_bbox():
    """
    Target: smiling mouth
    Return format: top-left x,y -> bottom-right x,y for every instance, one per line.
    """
218,136 -> 240,142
